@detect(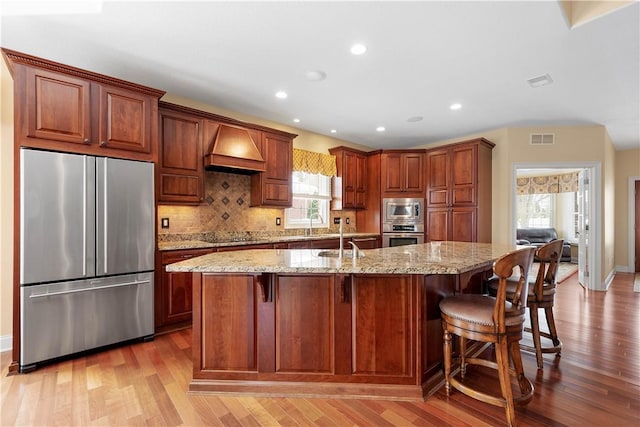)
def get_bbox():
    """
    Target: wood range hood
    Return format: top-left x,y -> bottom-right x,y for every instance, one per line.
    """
204,123 -> 266,174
